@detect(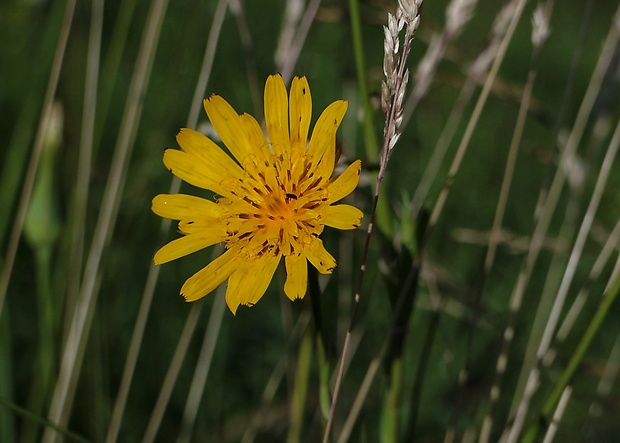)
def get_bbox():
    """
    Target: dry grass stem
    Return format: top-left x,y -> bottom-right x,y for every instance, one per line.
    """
43,0 -> 169,440
2,0 -> 617,441
323,2 -> 422,440
142,303 -> 203,443
176,295 -> 225,443
278,0 -> 323,82
475,5 -> 554,440
105,3 -> 228,439
502,6 -> 620,440
406,0 -> 478,119
541,387 -> 572,443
